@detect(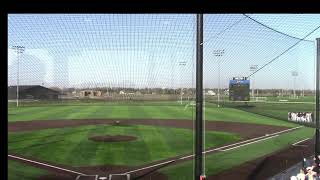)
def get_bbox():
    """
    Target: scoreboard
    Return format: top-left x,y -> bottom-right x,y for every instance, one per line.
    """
229,77 -> 250,101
